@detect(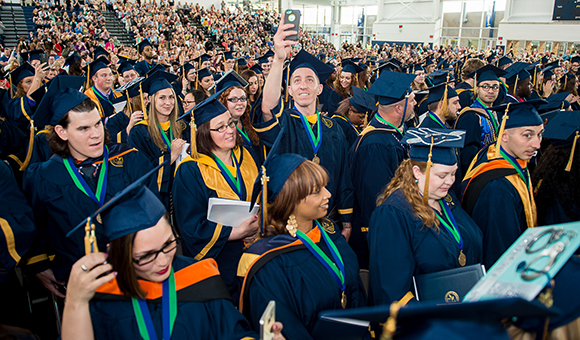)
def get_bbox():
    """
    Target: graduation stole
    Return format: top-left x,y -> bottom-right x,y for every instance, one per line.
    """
295,107 -> 322,161
462,145 -> 537,228
92,86 -> 114,106
236,125 -> 252,147
132,267 -> 177,340
333,114 -> 361,134
157,122 -> 174,153
211,150 -> 244,200
427,111 -> 448,129
435,199 -> 465,266
375,114 -> 403,136
62,145 -> 109,206
473,98 -> 499,133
